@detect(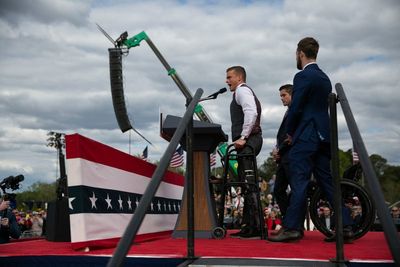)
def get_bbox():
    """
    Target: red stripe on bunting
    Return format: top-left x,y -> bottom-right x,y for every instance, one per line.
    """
65,133 -> 184,187
70,230 -> 173,250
